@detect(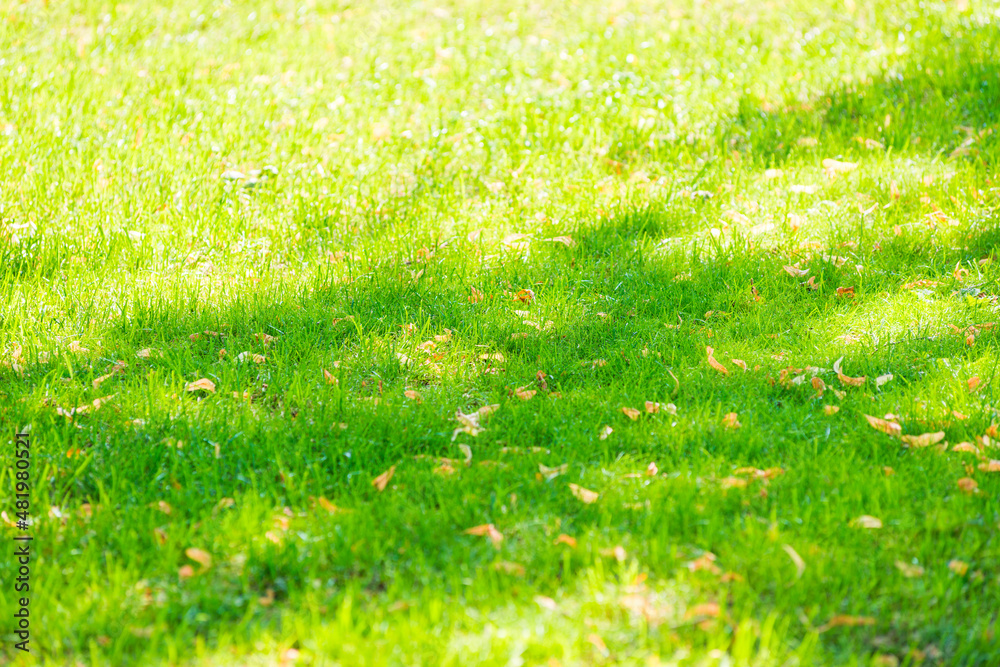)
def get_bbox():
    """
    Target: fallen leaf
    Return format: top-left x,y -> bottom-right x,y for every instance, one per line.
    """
951,442 -> 979,454
515,387 -> 536,401
644,401 -> 661,414
812,377 -> 826,396
731,358 -> 747,371
883,466 -> 895,476
404,389 -> 422,403
586,633 -> 609,654
948,559 -> 969,576
645,462 -> 658,476
782,544 -> 806,579
836,286 -> 855,298
514,288 -> 535,303
706,346 -> 729,375
722,412 -> 741,429
875,373 -> 893,387
464,523 -> 503,548
539,463 -> 568,480
782,264 -> 812,279
568,483 -> 599,504
894,560 -> 924,578
833,357 -> 866,387
186,378 -> 216,393
818,615 -> 876,632
863,414 -> 901,437
822,158 -> 858,177
685,602 -> 721,619
824,405 -> 840,415
851,515 -> 883,529
621,406 -> 641,420
185,548 -> 213,571
957,477 -> 978,493
978,460 -> 1000,472
372,465 -> 396,491
545,235 -> 576,247
968,376 -> 982,392
178,565 -> 196,580
554,534 -> 577,548
599,425 -> 614,440
468,287 -> 485,303
534,595 -> 558,611
492,561 -> 525,576
600,545 -> 627,562
901,432 -> 945,448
